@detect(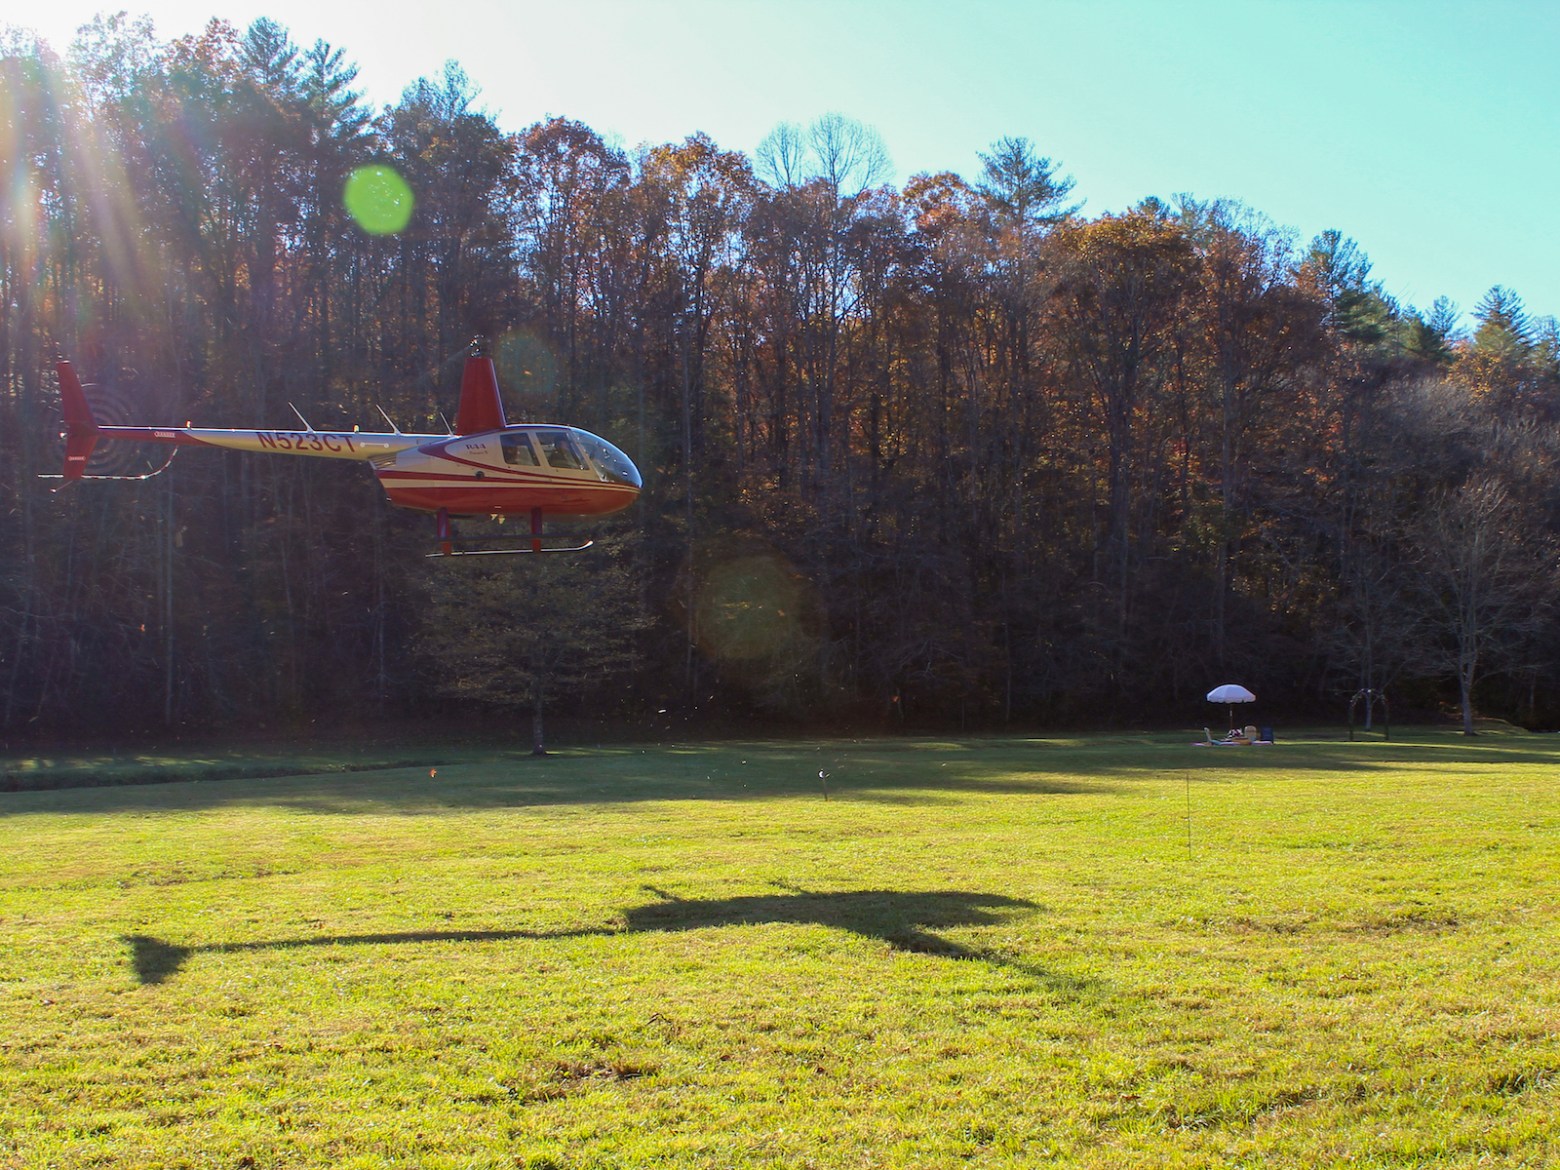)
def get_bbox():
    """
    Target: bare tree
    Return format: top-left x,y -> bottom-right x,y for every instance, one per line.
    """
1409,476 -> 1556,734
756,113 -> 890,197
754,120 -> 807,189
808,112 -> 891,198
